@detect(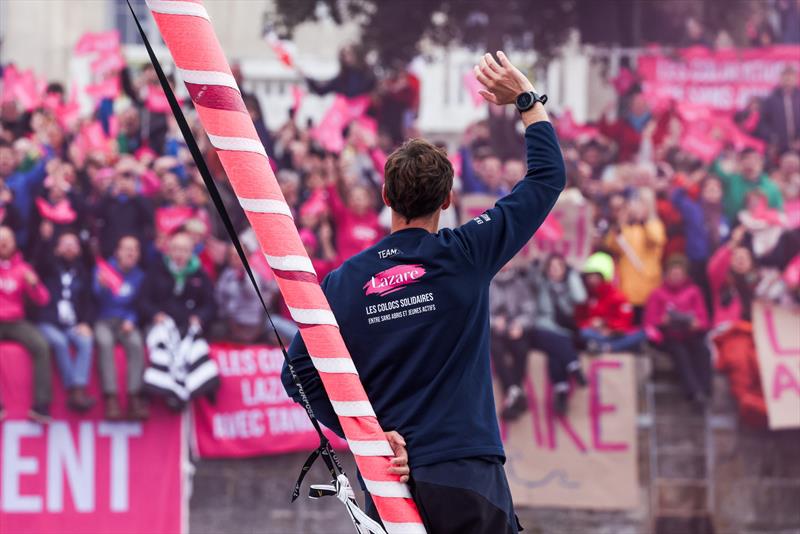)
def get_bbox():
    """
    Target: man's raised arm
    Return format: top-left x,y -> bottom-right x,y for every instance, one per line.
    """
453,51 -> 565,279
